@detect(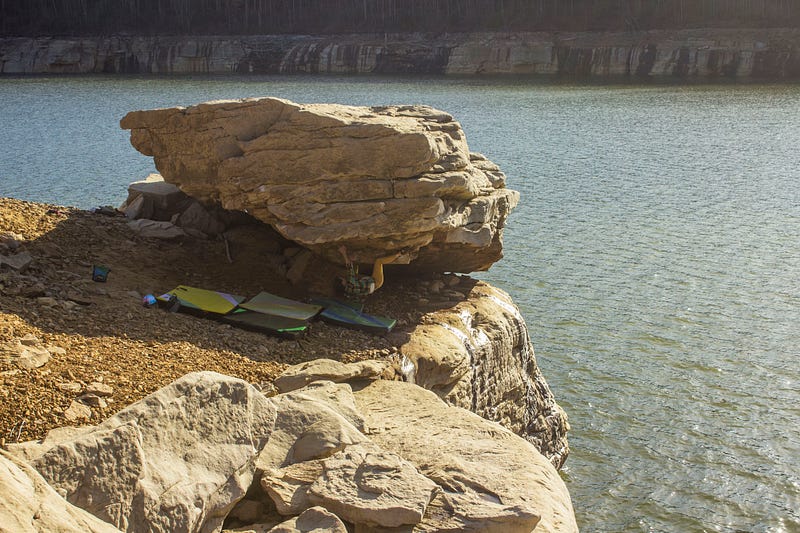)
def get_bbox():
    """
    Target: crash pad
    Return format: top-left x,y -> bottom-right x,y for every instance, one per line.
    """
310,297 -> 396,335
157,285 -> 245,315
223,310 -> 308,338
239,291 -> 322,321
